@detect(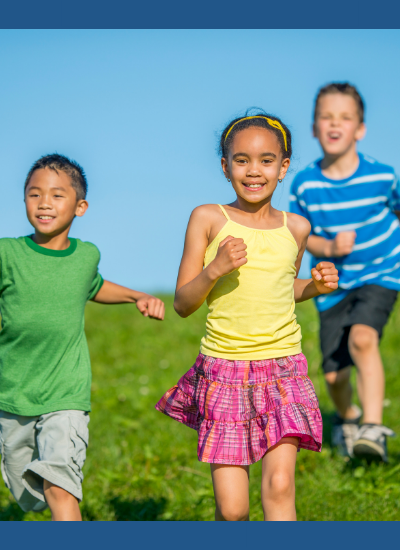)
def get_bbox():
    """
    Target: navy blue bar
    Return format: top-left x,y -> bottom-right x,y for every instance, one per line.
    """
2,0 -> 400,29
1,520 -> 396,548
